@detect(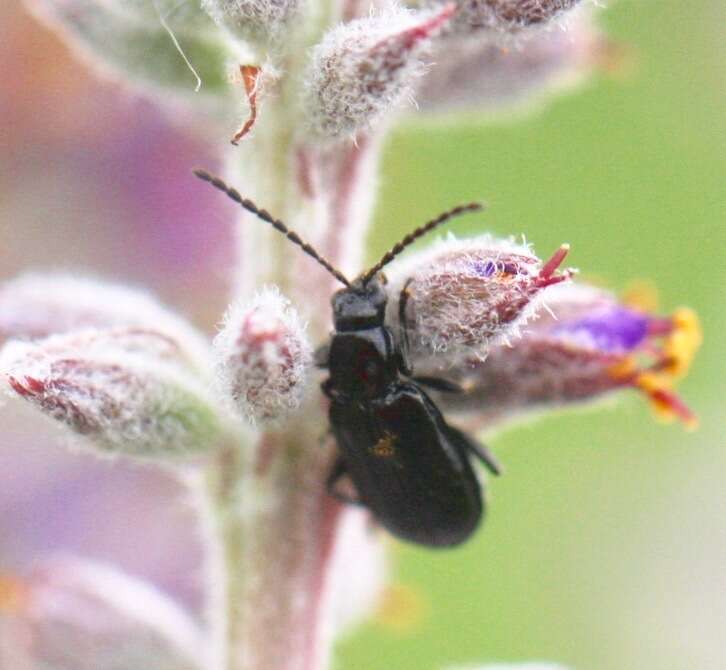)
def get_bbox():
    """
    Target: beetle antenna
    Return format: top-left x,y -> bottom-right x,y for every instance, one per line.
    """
360,202 -> 484,284
194,169 -> 351,287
